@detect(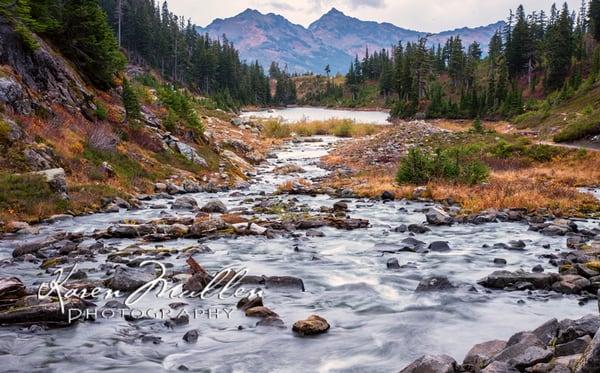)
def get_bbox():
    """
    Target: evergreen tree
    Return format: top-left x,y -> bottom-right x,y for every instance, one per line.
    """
590,0 -> 600,40
122,78 -> 141,122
